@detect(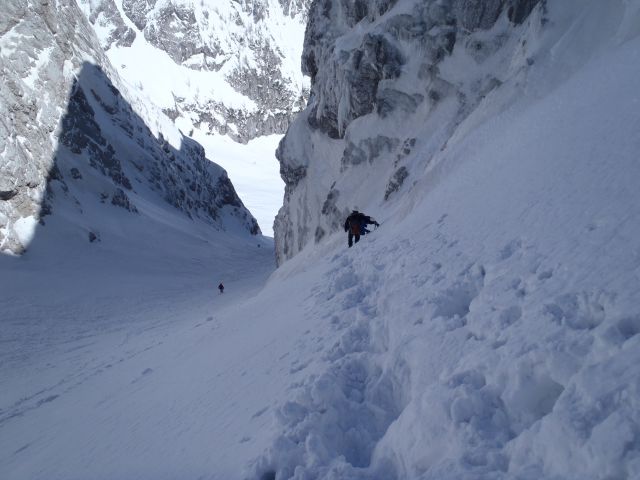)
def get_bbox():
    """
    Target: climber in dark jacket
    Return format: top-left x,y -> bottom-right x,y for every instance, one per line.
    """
344,210 -> 379,248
